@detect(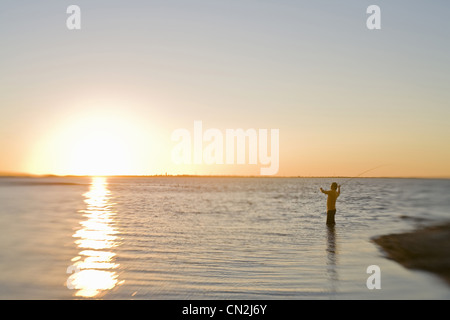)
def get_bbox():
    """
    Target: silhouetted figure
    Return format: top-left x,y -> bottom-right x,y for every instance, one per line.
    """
320,182 -> 341,225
